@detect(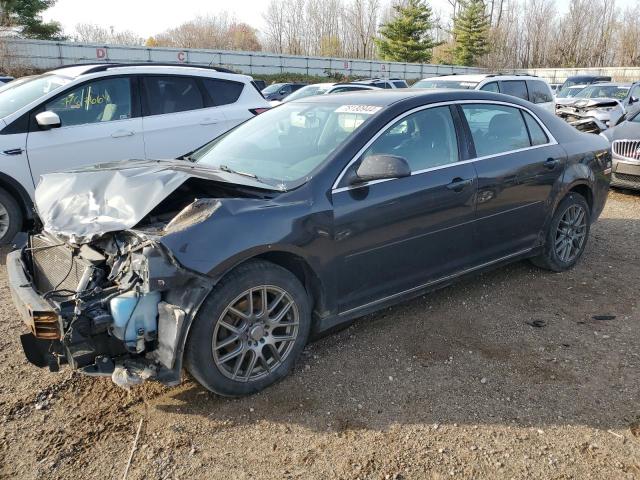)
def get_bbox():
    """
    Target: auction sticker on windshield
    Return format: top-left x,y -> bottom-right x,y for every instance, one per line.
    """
334,105 -> 382,114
